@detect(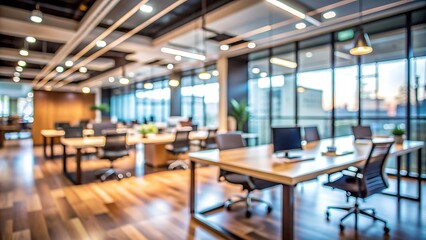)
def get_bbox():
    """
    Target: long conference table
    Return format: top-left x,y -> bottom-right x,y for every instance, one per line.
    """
188,136 -> 424,240
59,132 -> 207,184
